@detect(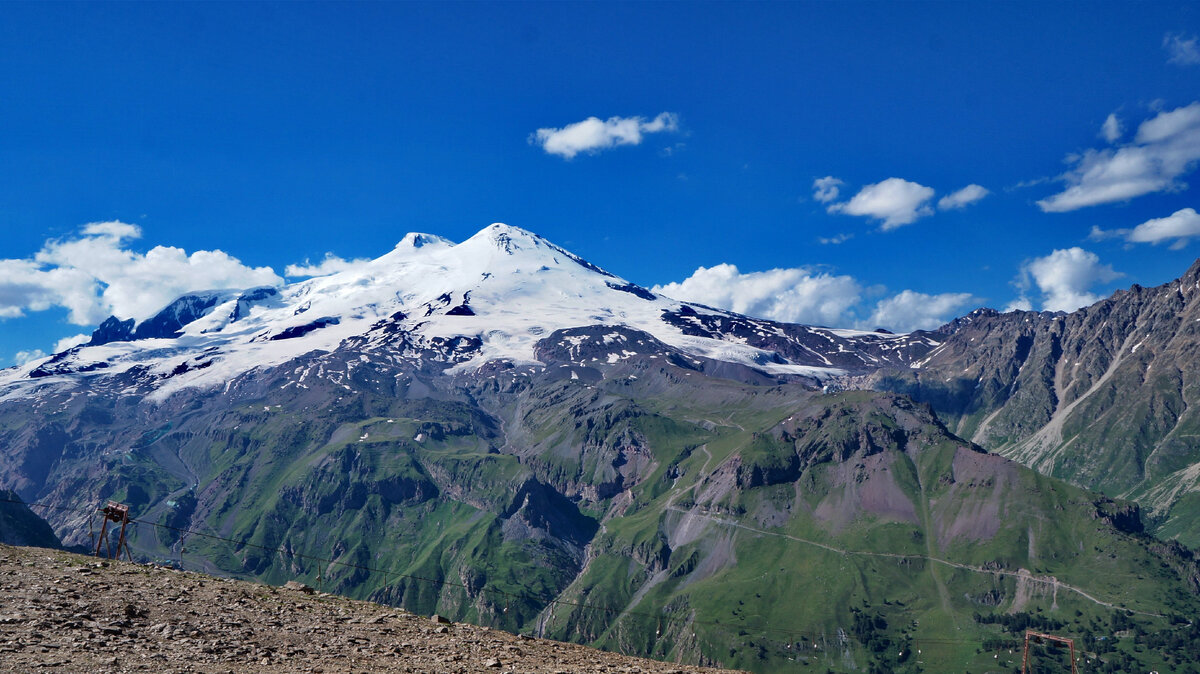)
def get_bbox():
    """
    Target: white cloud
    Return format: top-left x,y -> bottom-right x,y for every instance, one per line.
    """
652,263 -> 977,332
812,176 -> 844,203
1037,102 -> 1200,212
531,112 -> 679,159
1020,247 -> 1122,312
1006,176 -> 1053,192
937,184 -> 989,210
1165,33 -> 1200,66
1087,225 -> 1130,241
1136,103 -> 1200,143
659,142 -> 686,157
285,254 -> 371,277
1101,113 -> 1123,143
1126,207 -> 1200,248
1088,207 -> 1200,249
13,349 -> 46,366
1003,297 -> 1033,313
817,233 -> 853,245
0,259 -> 61,317
651,264 -> 862,327
53,333 -> 90,353
0,221 -> 282,325
867,291 -> 978,332
82,221 -> 141,238
828,178 -> 935,230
